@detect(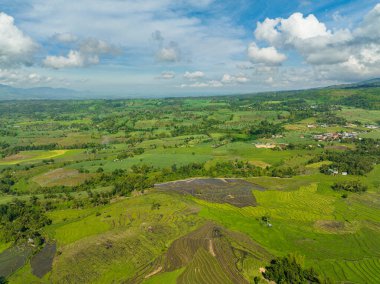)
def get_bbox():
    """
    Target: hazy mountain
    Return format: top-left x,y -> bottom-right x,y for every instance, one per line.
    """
0,84 -> 88,100
326,78 -> 380,89
1,78 -> 380,101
